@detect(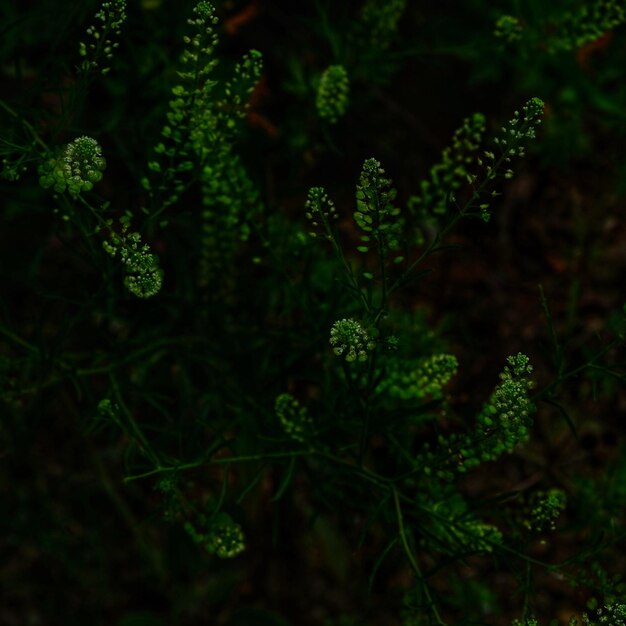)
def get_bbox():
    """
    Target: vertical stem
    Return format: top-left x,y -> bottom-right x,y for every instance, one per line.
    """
392,487 -> 447,626
110,373 -> 161,467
